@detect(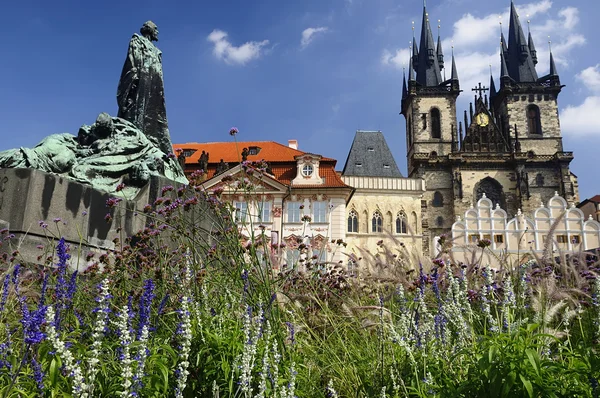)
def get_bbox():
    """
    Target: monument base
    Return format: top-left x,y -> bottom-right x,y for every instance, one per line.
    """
0,168 -> 216,268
